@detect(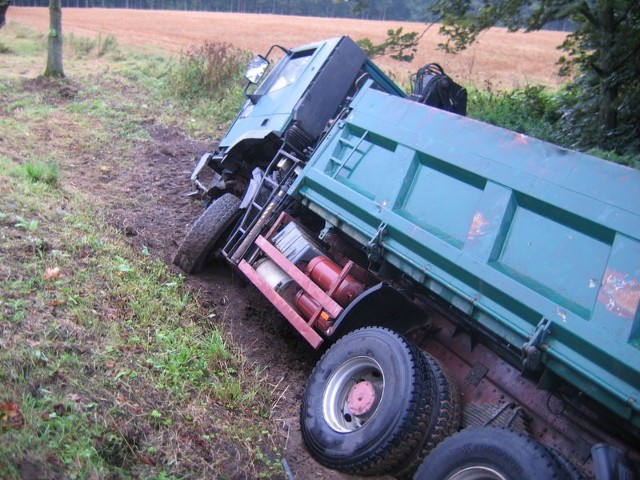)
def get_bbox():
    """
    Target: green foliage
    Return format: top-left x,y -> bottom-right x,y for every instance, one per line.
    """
66,33 -> 119,58
66,33 -> 95,56
428,0 -> 640,158
357,27 -> 422,62
466,83 -> 639,167
467,84 -> 560,143
23,160 -> 59,186
166,42 -> 249,100
13,215 -> 39,231
98,34 -> 119,57
554,45 -> 640,158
